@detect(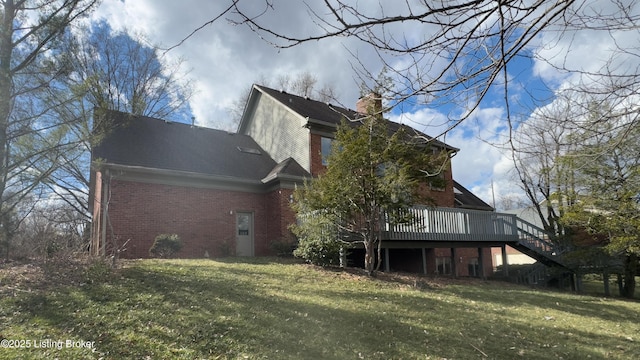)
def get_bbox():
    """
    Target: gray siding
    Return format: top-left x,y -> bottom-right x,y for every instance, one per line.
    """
244,92 -> 311,171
